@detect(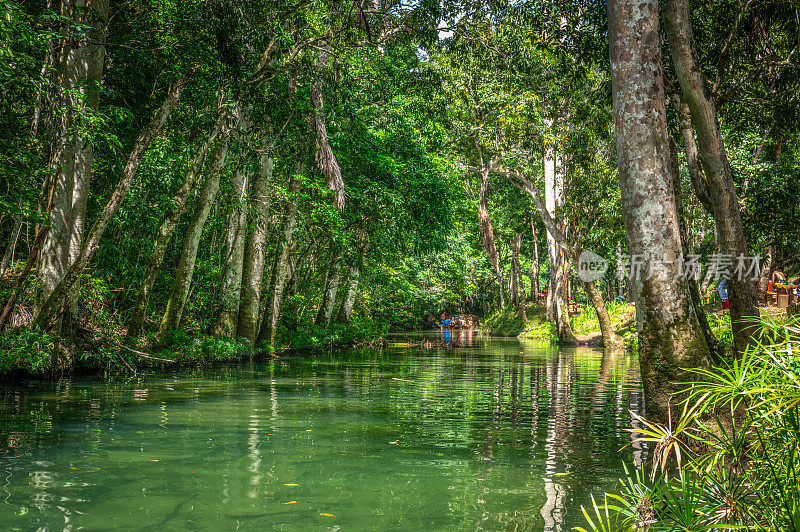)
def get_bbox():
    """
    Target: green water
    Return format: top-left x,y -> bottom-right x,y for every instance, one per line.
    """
0,332 -> 645,530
